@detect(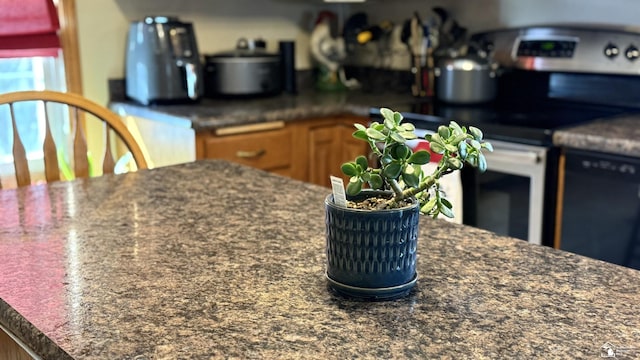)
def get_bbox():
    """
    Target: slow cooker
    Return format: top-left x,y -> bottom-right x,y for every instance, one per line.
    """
203,39 -> 282,97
